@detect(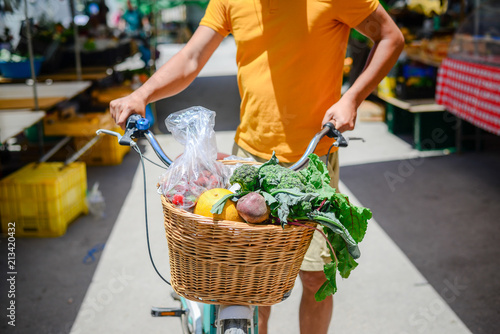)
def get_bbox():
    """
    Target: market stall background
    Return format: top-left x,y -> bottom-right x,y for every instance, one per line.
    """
0,0 -> 499,334
436,1 -> 500,142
